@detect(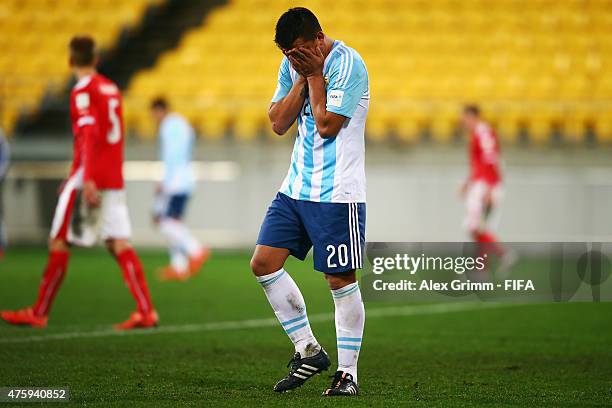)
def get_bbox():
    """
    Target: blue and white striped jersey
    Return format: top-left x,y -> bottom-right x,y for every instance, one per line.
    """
272,41 -> 369,203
